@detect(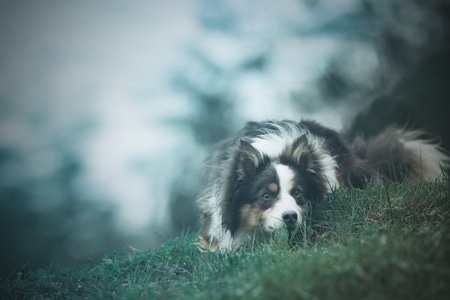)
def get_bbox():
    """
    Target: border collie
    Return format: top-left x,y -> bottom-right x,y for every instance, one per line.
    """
197,120 -> 449,251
